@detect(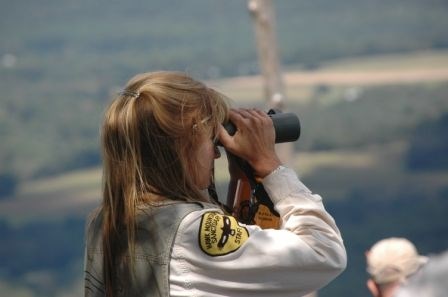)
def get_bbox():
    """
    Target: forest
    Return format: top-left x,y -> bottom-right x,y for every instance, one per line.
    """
0,0 -> 448,296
